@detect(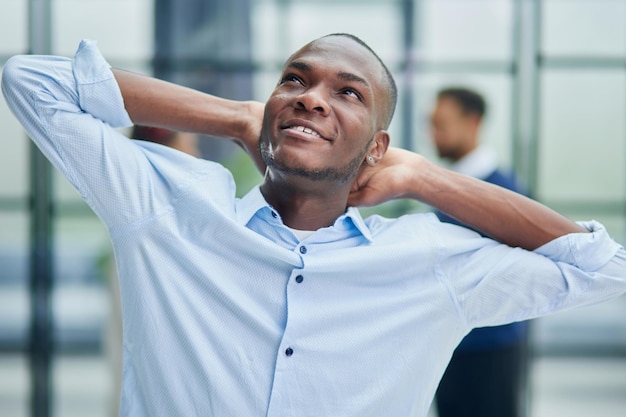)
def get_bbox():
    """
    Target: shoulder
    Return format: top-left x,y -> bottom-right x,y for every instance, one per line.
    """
136,141 -> 237,200
365,211 -> 480,243
137,141 -> 230,176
